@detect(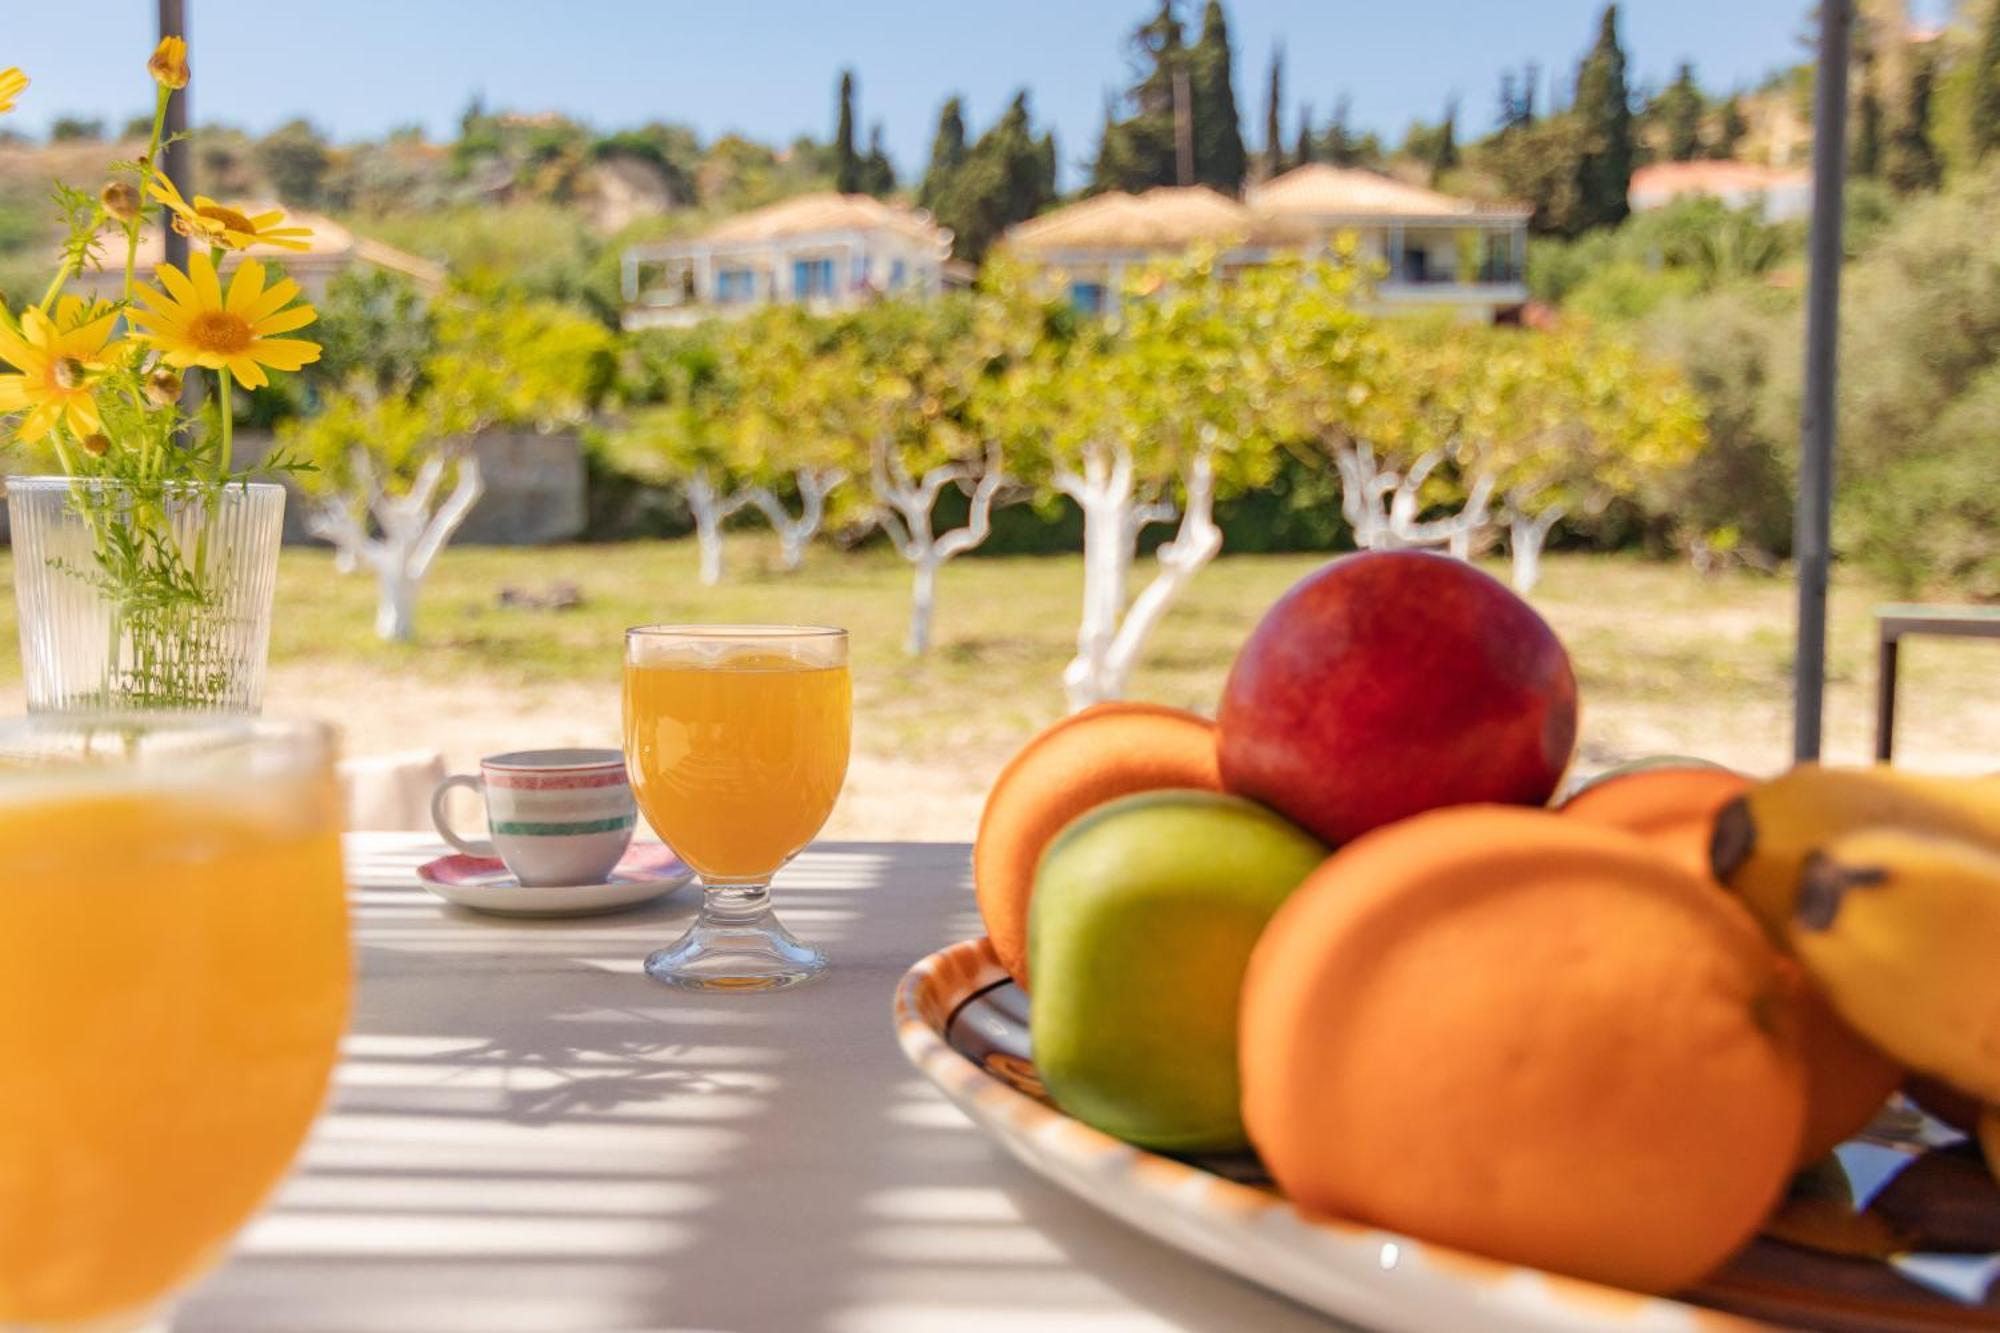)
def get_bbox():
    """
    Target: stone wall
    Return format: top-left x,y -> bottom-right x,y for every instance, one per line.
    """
259,430 -> 588,547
